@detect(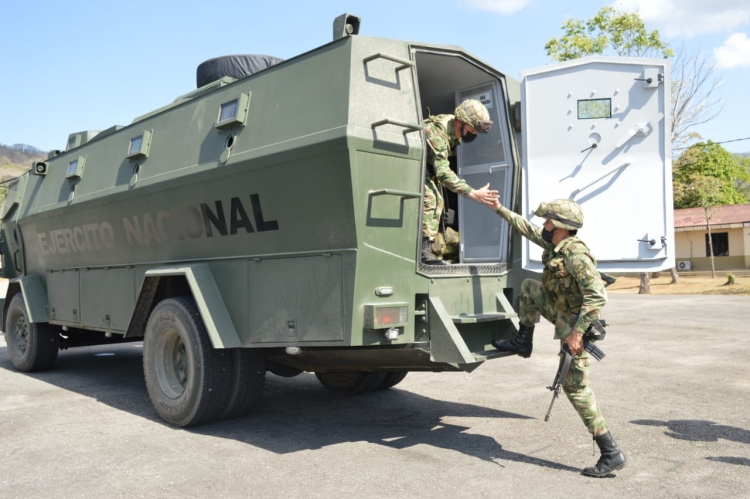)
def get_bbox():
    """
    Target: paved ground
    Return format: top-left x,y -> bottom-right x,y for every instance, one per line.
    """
1,293 -> 749,498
